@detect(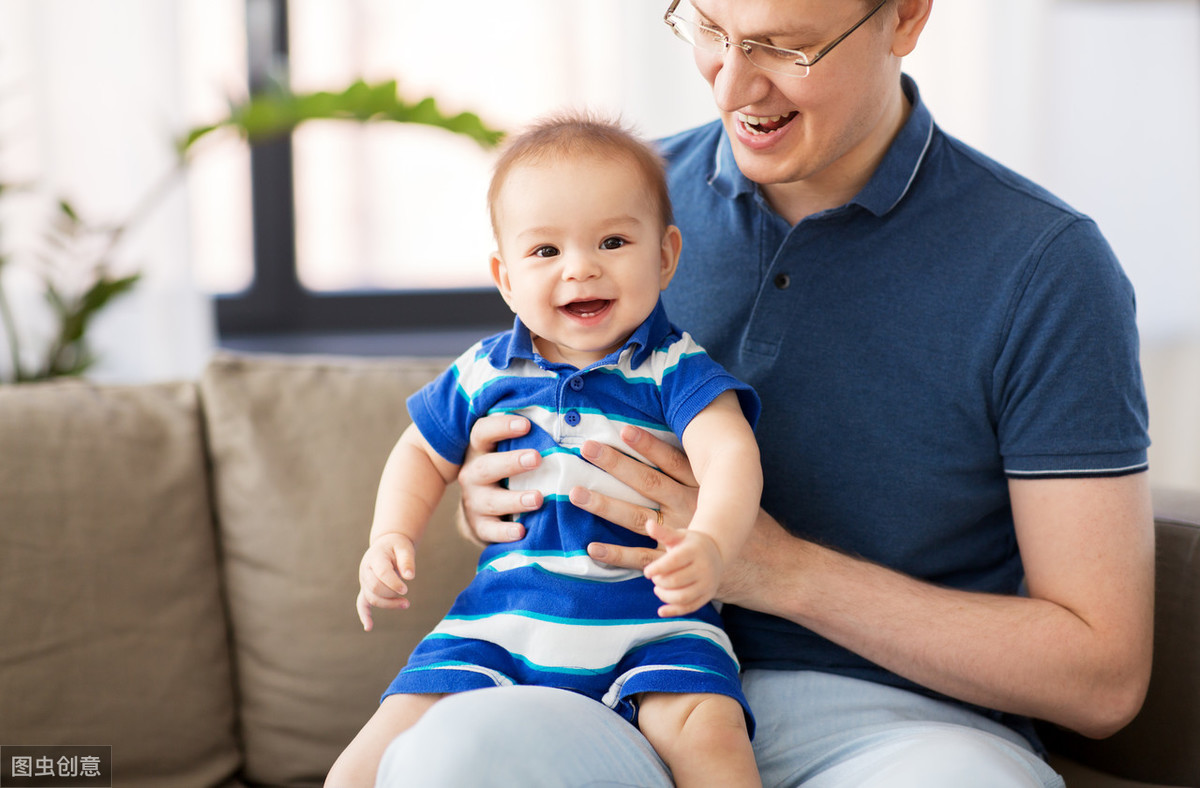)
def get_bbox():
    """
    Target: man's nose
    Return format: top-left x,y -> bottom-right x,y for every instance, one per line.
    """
712,44 -> 770,114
